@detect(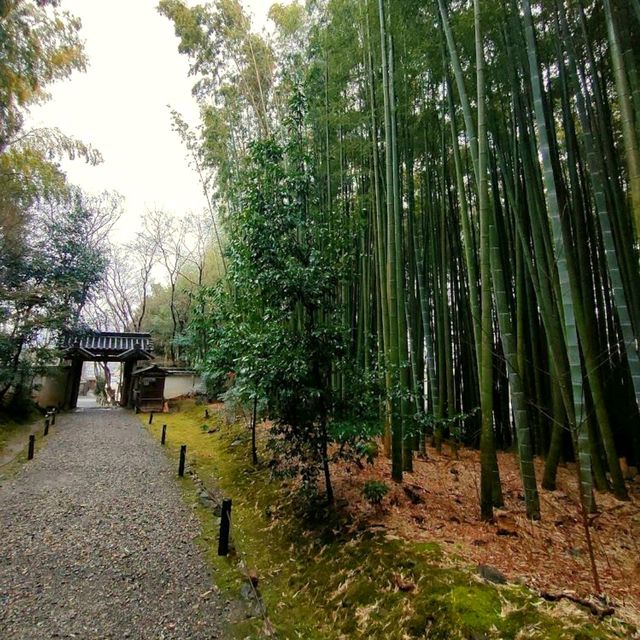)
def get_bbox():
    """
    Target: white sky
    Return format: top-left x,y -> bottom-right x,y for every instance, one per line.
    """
28,0 -> 270,243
